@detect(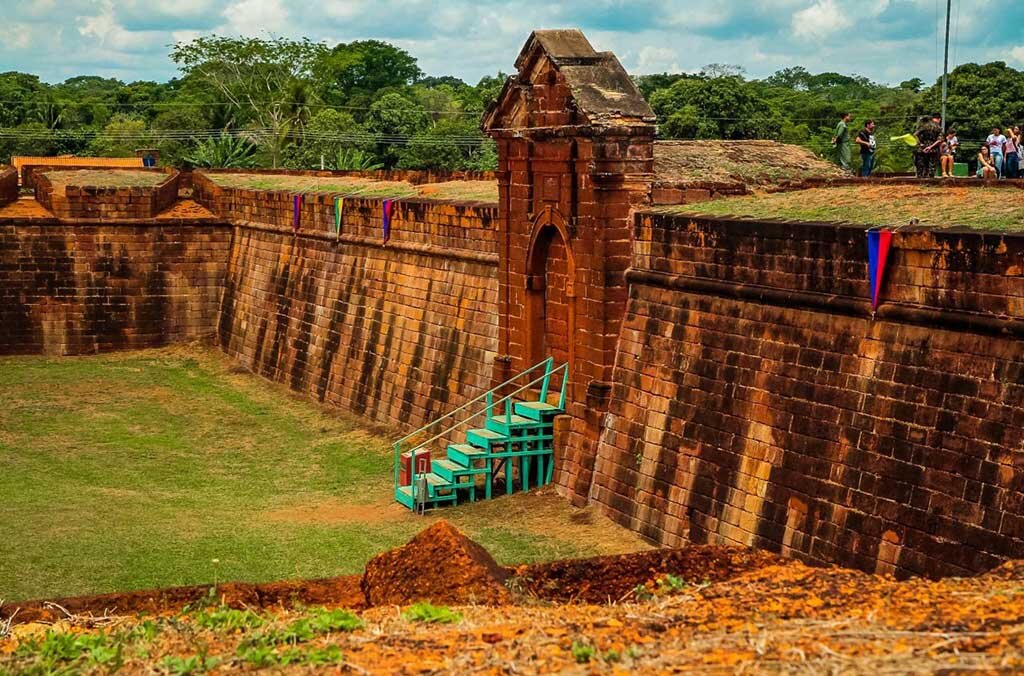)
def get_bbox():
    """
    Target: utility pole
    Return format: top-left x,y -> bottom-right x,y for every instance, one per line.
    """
941,0 -> 952,133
